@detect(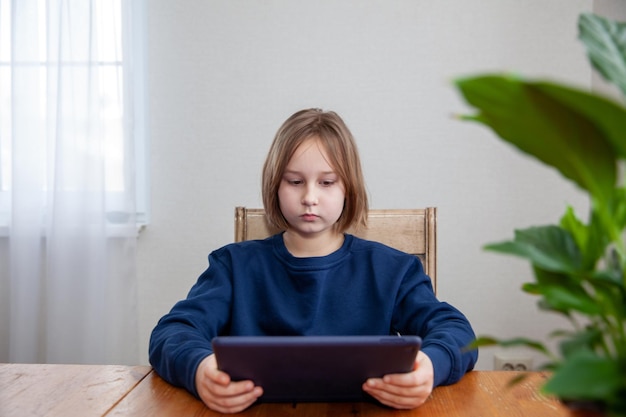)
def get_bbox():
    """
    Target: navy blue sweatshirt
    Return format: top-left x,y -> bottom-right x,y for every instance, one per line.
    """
149,233 -> 477,398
